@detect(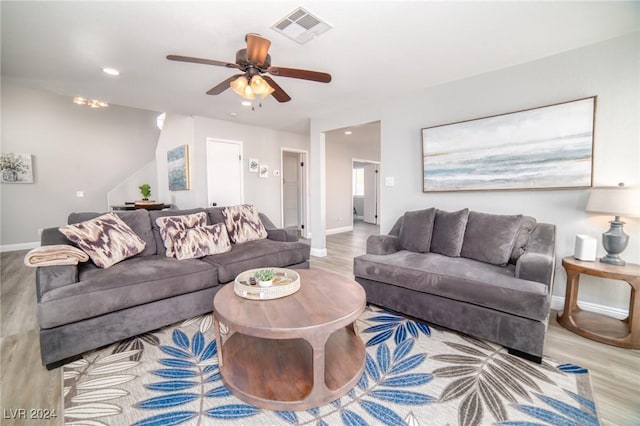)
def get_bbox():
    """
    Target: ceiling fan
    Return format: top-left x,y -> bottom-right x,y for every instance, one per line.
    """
167,33 -> 331,103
